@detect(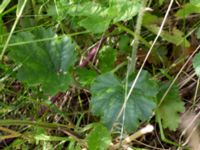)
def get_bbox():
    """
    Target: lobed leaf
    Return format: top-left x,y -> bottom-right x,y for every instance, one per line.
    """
91,71 -> 158,132
87,123 -> 111,150
9,28 -> 76,95
156,82 -> 185,131
79,15 -> 111,33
